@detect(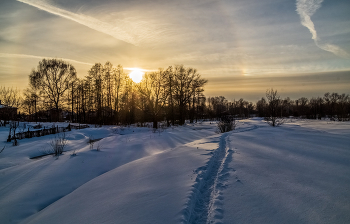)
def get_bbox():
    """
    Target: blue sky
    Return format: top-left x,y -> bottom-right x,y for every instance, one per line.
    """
0,0 -> 349,101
